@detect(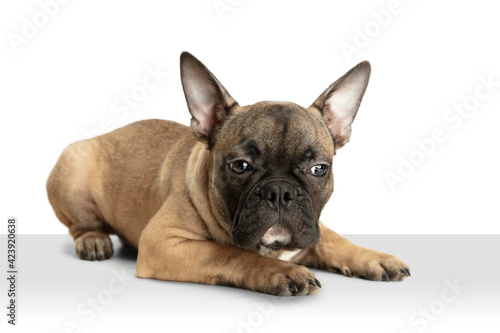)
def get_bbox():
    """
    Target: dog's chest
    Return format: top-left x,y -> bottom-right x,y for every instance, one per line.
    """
258,246 -> 302,262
